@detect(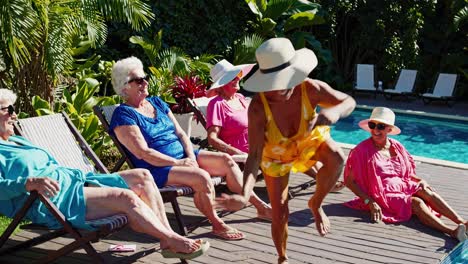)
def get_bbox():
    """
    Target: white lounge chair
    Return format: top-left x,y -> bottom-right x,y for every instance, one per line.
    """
353,64 -> 377,98
188,96 -> 214,129
383,69 -> 417,100
421,73 -> 458,106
